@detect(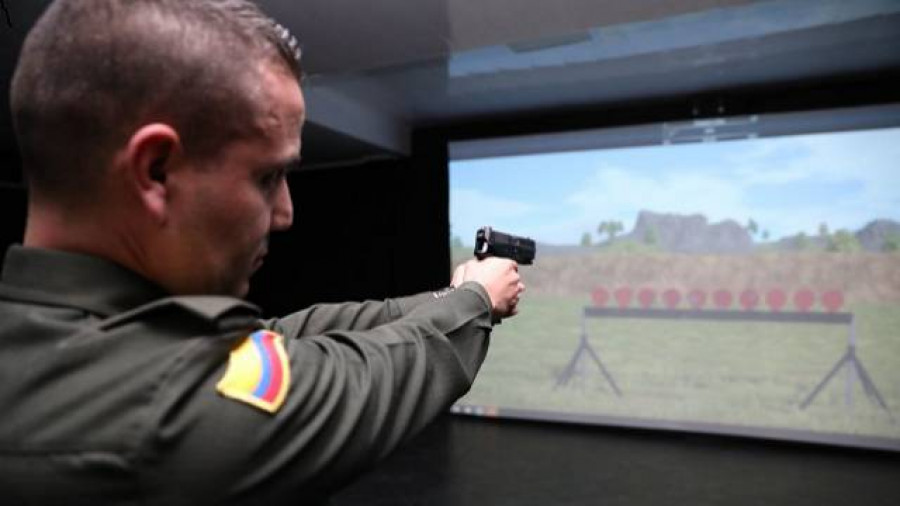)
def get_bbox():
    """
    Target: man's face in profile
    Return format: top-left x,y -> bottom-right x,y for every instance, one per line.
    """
167,63 -> 304,297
